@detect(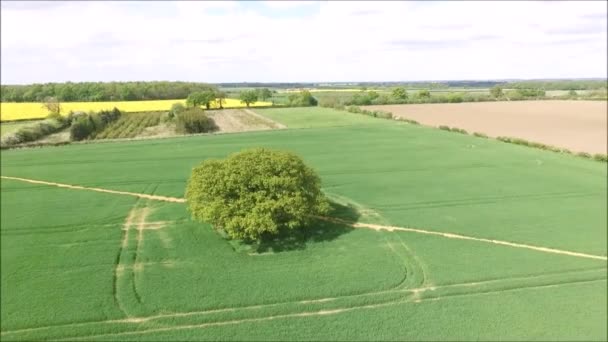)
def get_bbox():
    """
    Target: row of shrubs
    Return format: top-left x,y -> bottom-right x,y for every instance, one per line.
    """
70,108 -> 122,141
496,136 -> 607,162
1,117 -> 71,147
438,125 -> 468,134
169,104 -> 218,134
345,106 -> 393,119
435,125 -> 607,162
